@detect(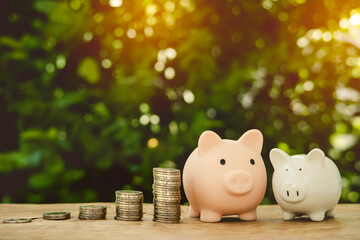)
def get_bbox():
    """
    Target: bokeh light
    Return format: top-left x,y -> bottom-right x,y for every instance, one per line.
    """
1,0 -> 360,205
